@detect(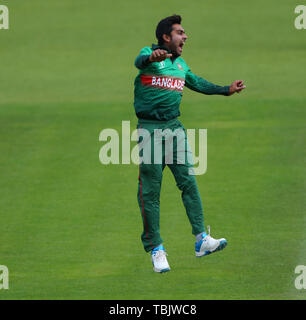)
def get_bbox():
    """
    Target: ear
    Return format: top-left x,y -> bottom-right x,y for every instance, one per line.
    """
162,33 -> 171,44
